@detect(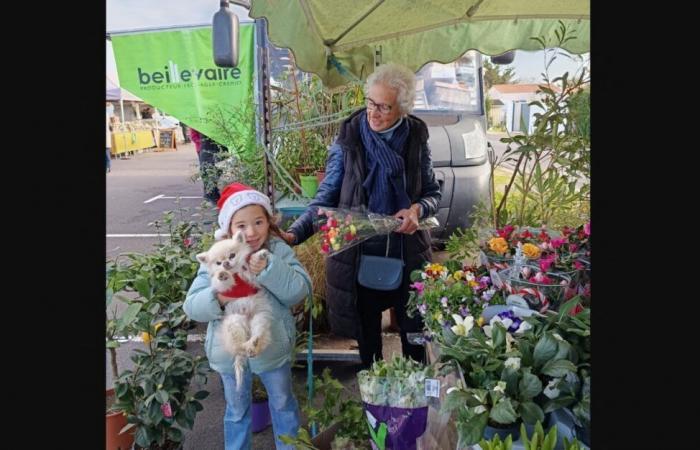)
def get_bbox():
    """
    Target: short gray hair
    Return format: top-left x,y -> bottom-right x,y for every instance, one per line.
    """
365,63 -> 416,115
